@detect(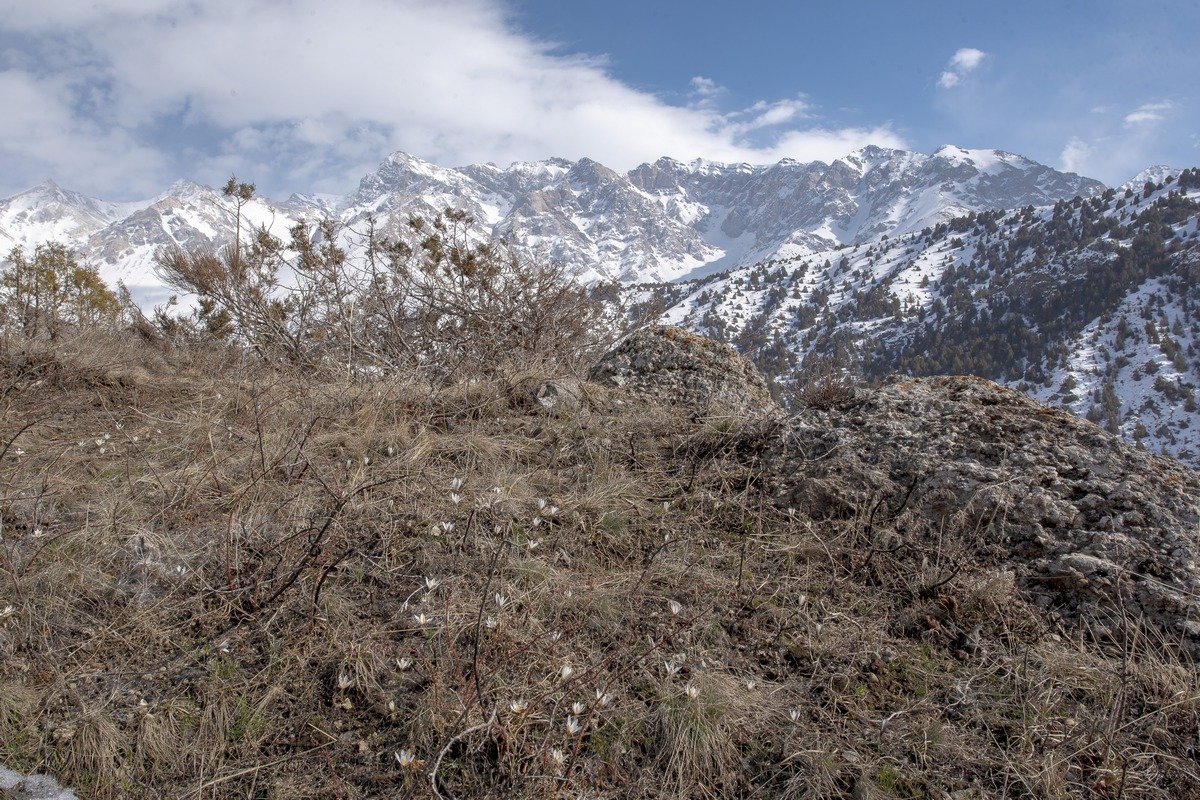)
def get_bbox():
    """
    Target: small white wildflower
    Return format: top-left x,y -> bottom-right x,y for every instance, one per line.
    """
484,616 -> 498,629
0,605 -> 14,619
560,664 -> 574,680
412,612 -> 432,626
32,528 -> 44,538
508,699 -> 528,715
424,576 -> 440,591
594,689 -> 613,707
530,516 -> 542,528
450,477 -> 465,491
667,599 -> 683,616
565,716 -> 582,735
745,680 -> 757,691
549,630 -> 562,642
789,708 -> 802,723
572,701 -> 586,716
13,448 -> 24,457
550,747 -> 566,766
337,671 -> 354,690
217,639 -> 231,653
537,498 -> 547,511
439,520 -> 455,534
395,748 -> 416,767
449,492 -> 463,505
663,531 -> 672,543
661,501 -> 670,513
387,699 -> 397,713
494,593 -> 508,609
526,538 -> 541,550
663,661 -> 681,677
396,656 -> 413,670
386,445 -> 395,457
173,564 -> 188,577
685,684 -> 700,700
